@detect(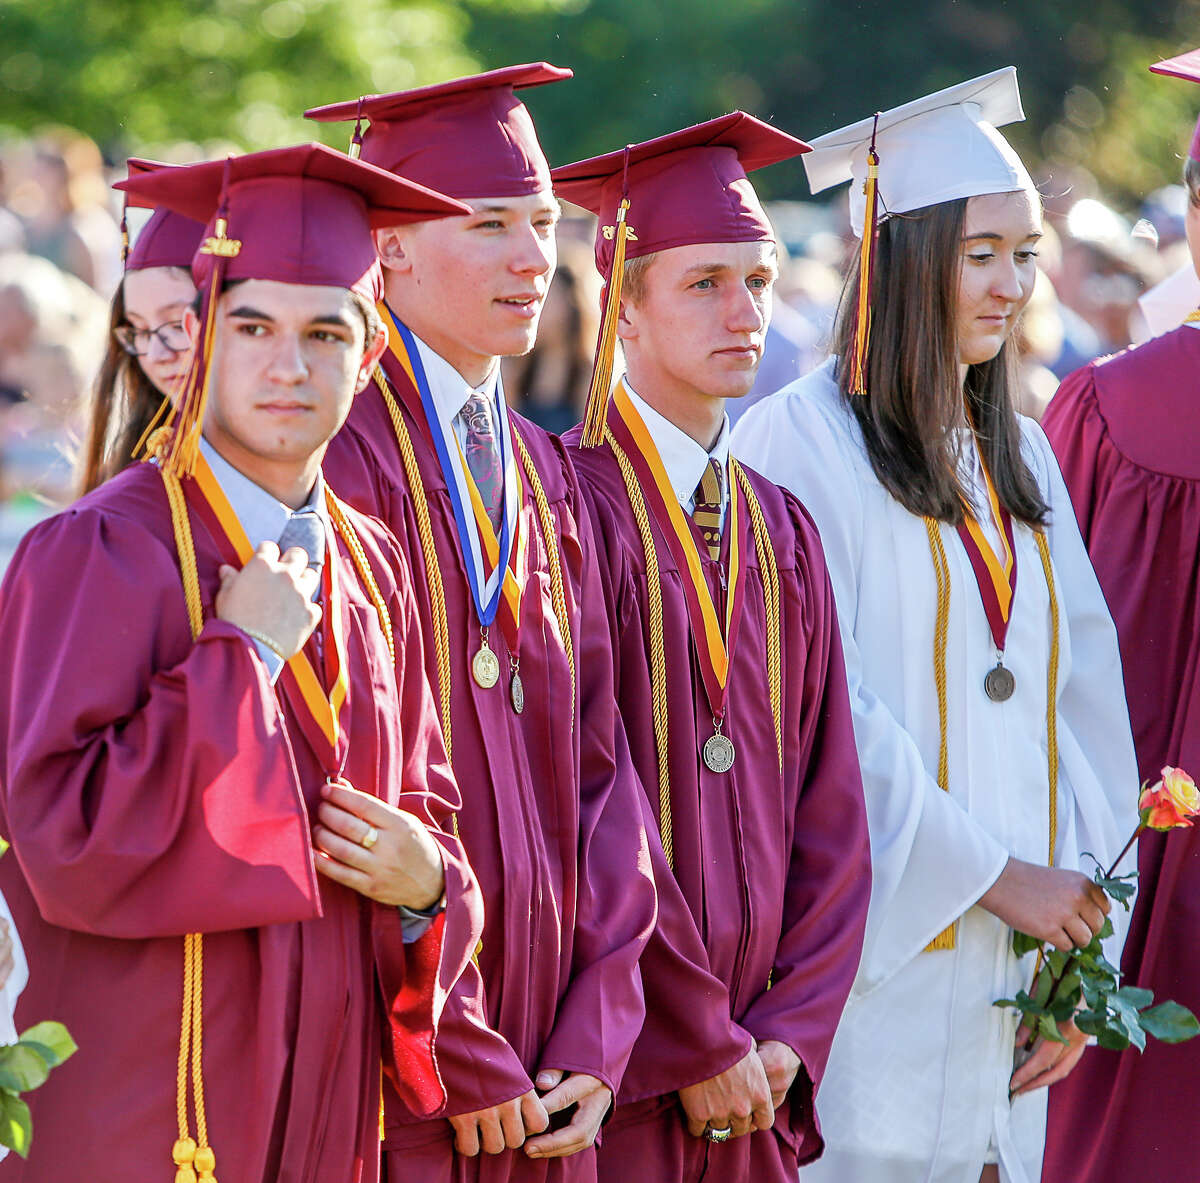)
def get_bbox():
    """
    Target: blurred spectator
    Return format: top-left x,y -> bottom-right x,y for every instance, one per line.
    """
1013,269 -> 1066,420
7,127 -> 122,295
502,236 -> 600,434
